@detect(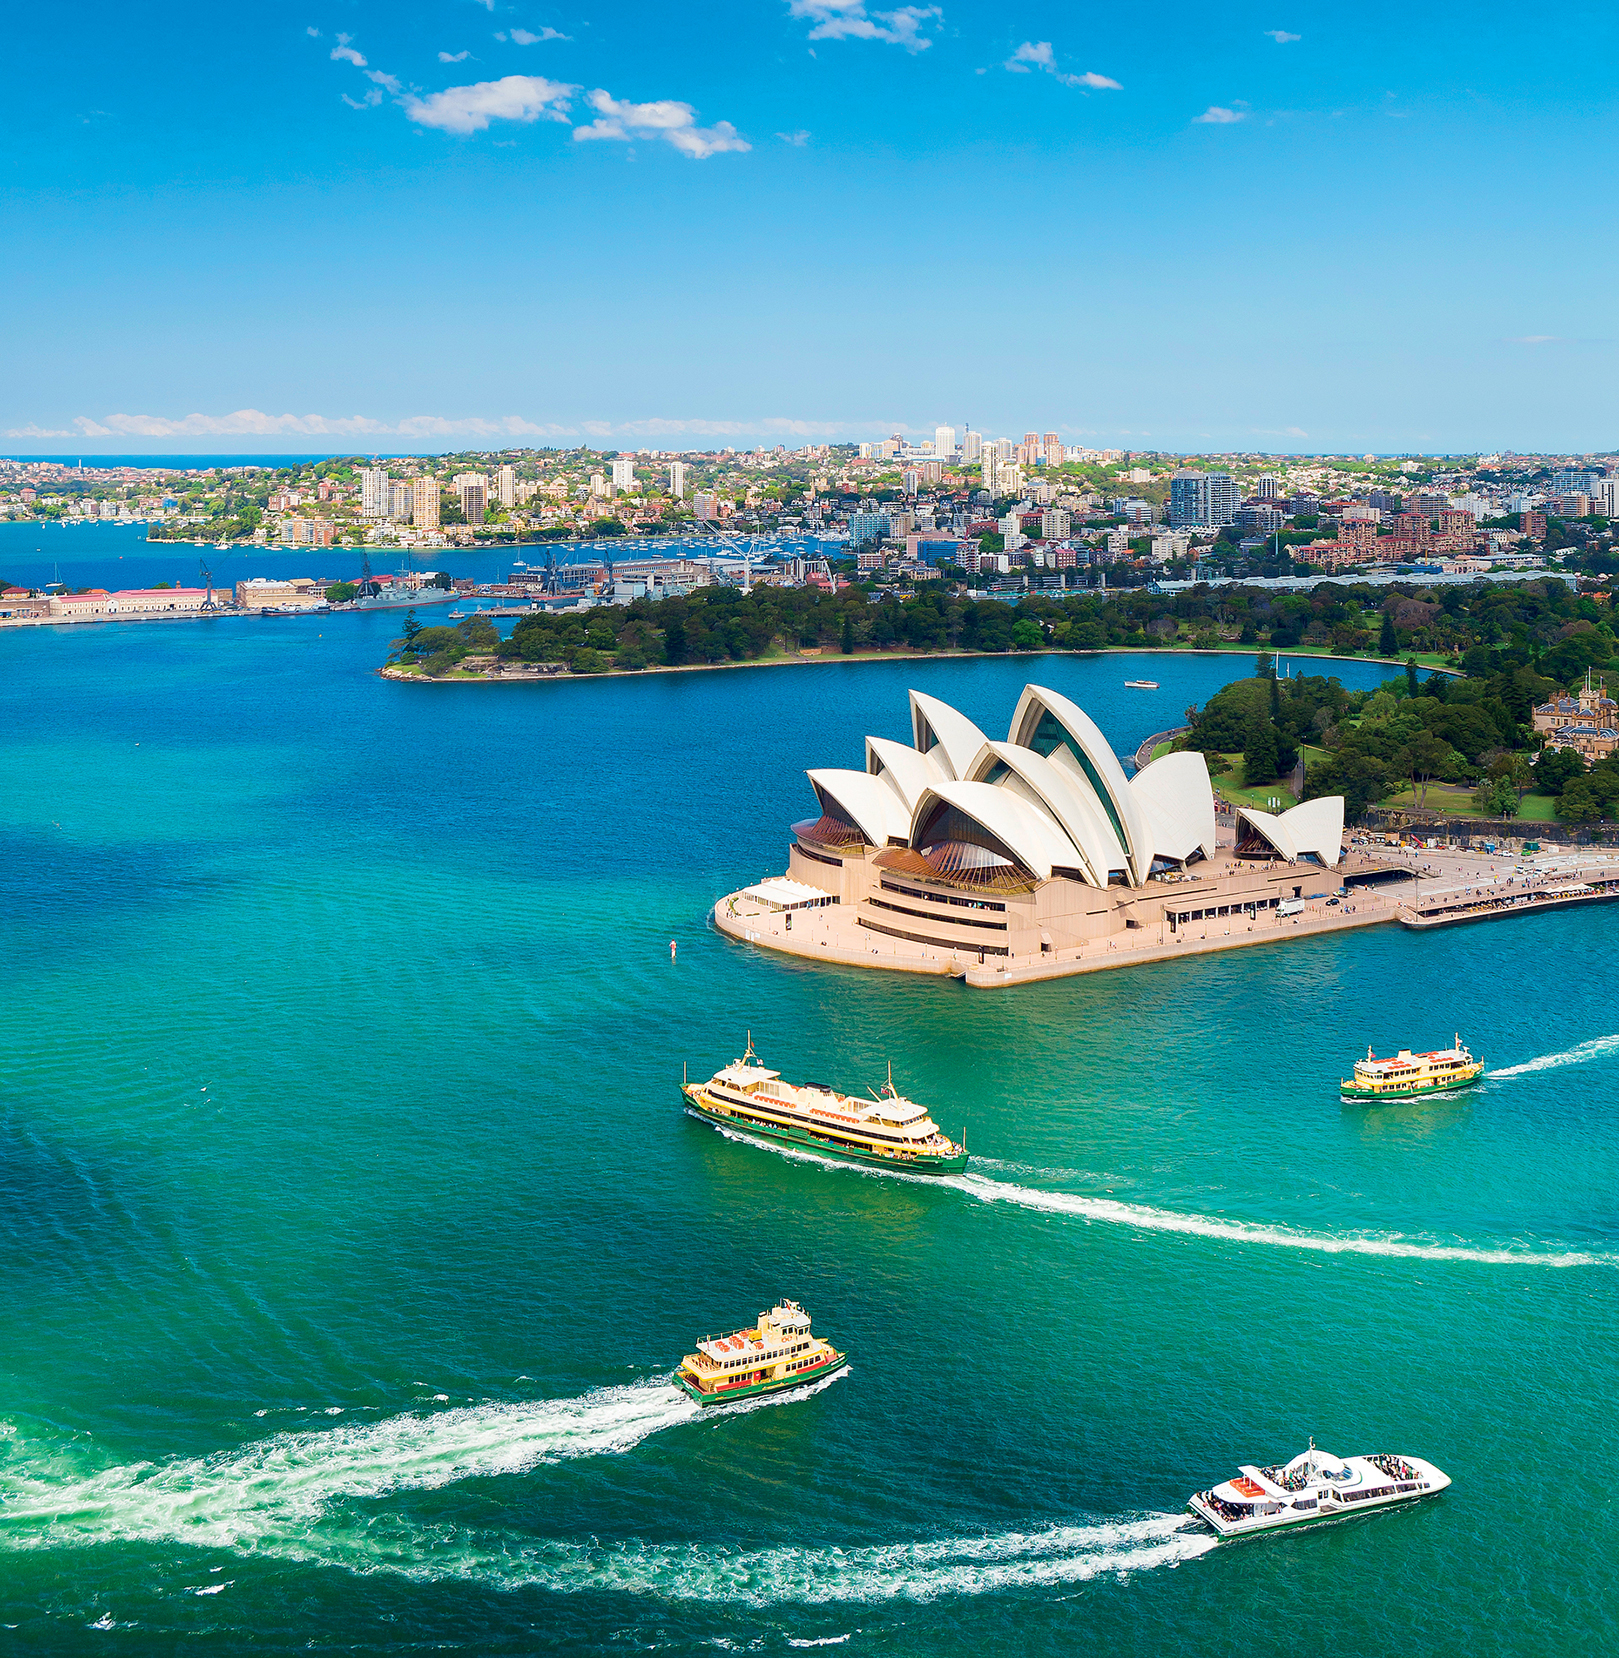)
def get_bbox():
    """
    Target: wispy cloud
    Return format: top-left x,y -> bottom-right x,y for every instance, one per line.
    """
438,49 -> 471,62
343,91 -> 385,109
306,25 -> 320,37
787,0 -> 941,53
1263,29 -> 1301,42
366,69 -> 402,94
776,128 -> 811,145
509,26 -> 569,43
573,90 -> 750,158
1003,40 -> 1120,89
1193,103 -> 1247,123
402,75 -> 578,133
1508,335 -> 1559,345
330,37 -> 367,67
